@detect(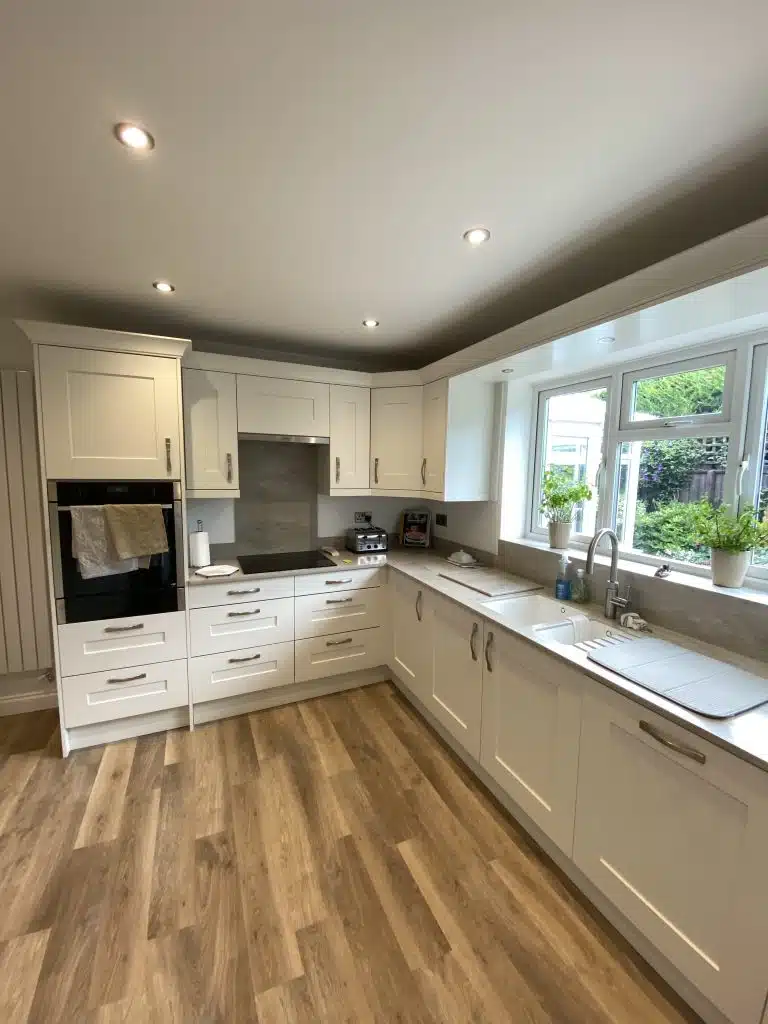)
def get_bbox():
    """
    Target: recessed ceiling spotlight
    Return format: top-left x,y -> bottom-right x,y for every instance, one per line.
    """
362,319 -> 379,329
501,368 -> 514,374
114,122 -> 155,150
463,227 -> 491,246
596,334 -> 615,346
153,280 -> 175,293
